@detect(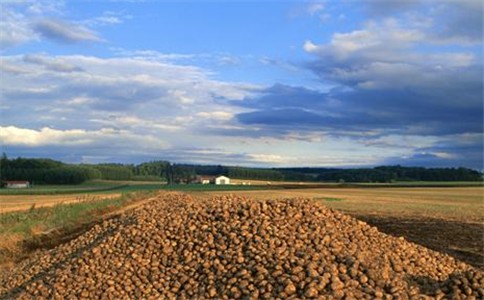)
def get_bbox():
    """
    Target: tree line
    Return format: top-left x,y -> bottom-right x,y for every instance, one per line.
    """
0,156 -> 102,185
313,166 -> 483,182
0,154 -> 482,186
0,156 -> 170,185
